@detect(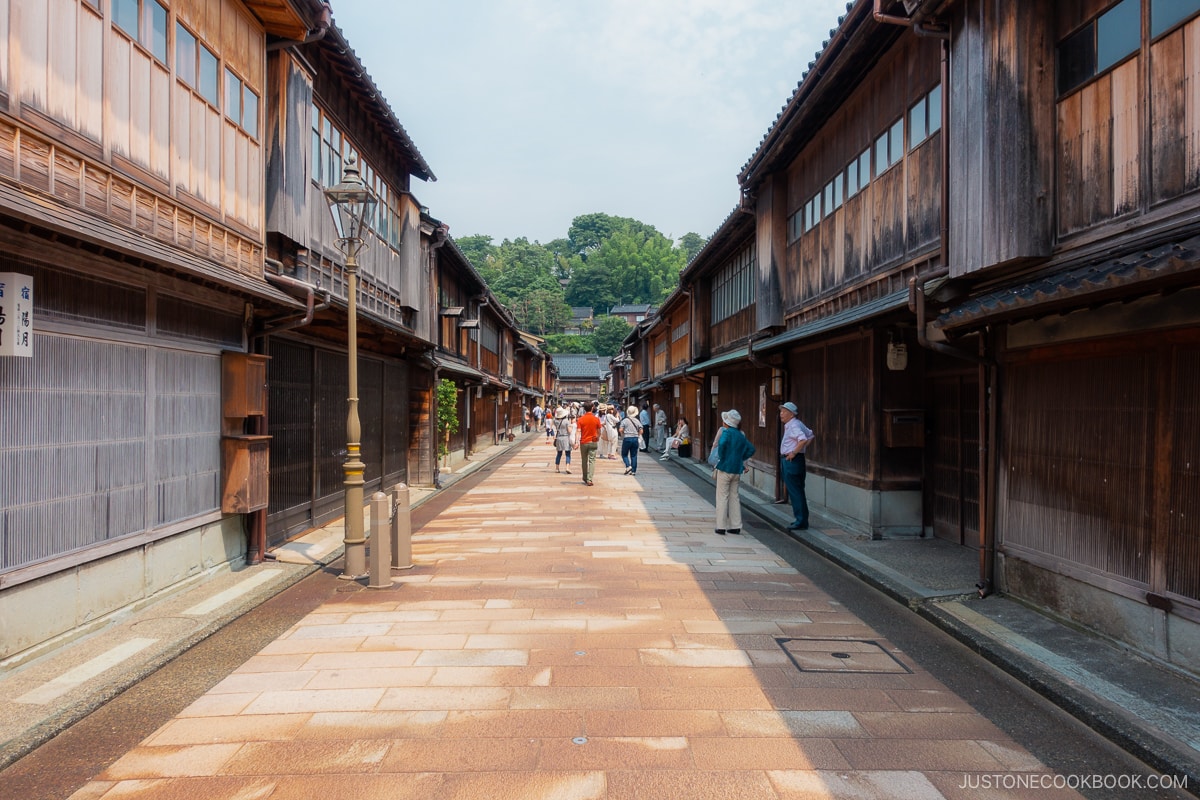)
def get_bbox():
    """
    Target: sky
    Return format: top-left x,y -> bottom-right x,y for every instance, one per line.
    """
327,0 -> 852,246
